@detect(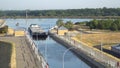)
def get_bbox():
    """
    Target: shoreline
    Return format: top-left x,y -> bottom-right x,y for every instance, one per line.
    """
1,16 -> 120,19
